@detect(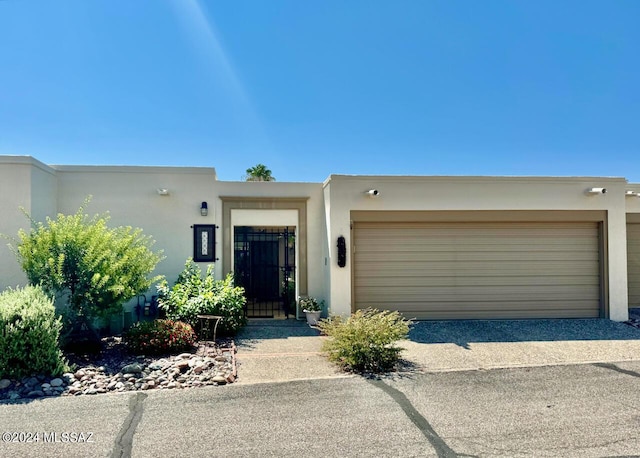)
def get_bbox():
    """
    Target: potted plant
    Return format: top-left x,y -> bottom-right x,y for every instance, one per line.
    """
298,296 -> 325,326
